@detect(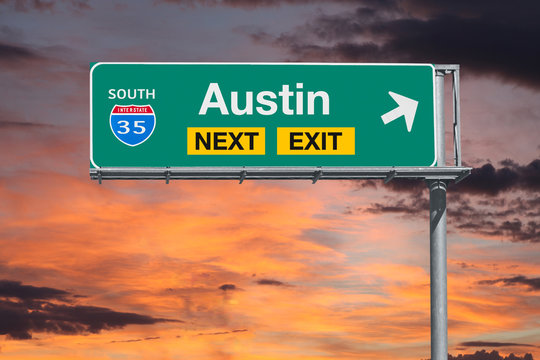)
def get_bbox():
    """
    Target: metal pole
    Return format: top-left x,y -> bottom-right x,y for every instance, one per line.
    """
429,69 -> 448,360
429,179 -> 447,360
